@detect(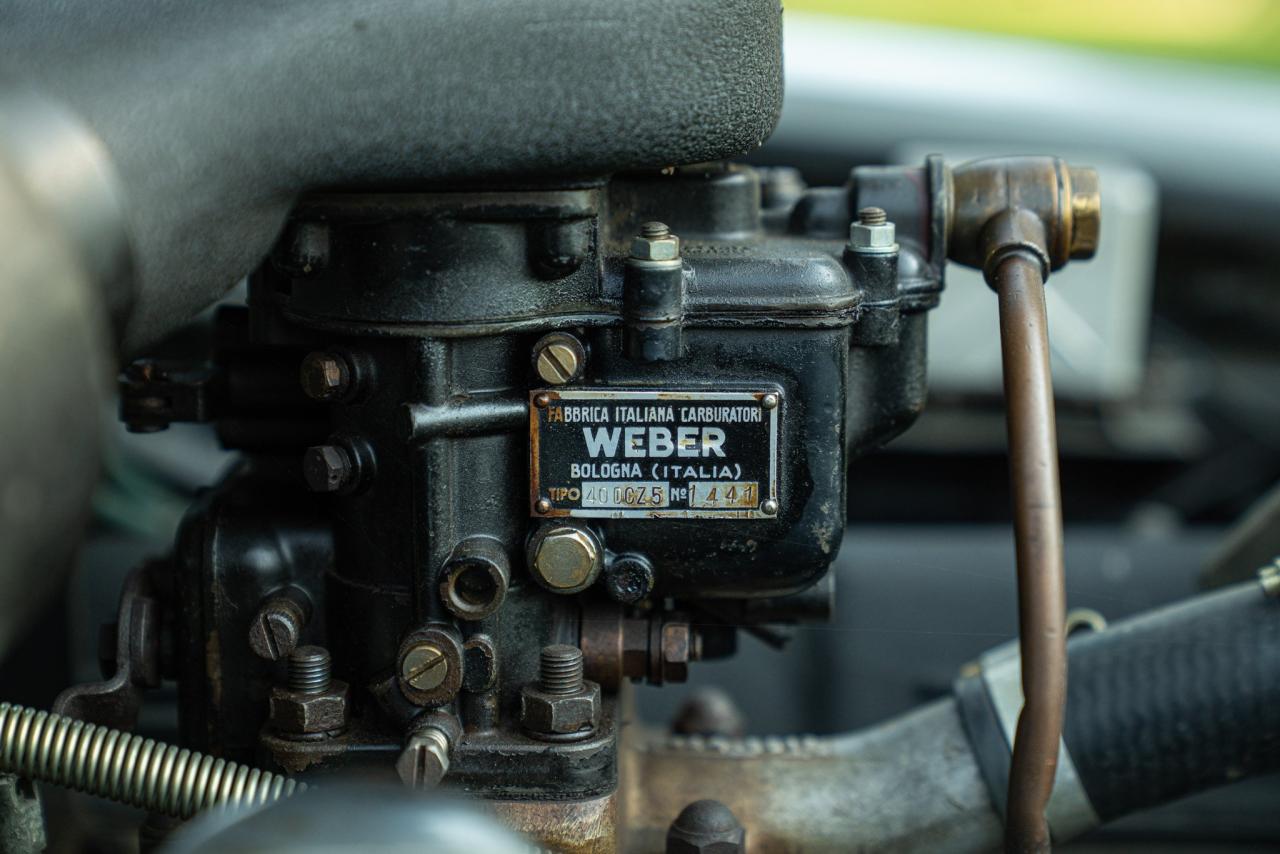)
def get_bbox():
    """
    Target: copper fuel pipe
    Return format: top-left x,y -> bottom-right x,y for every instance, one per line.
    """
994,252 -> 1068,854
945,157 -> 1100,853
